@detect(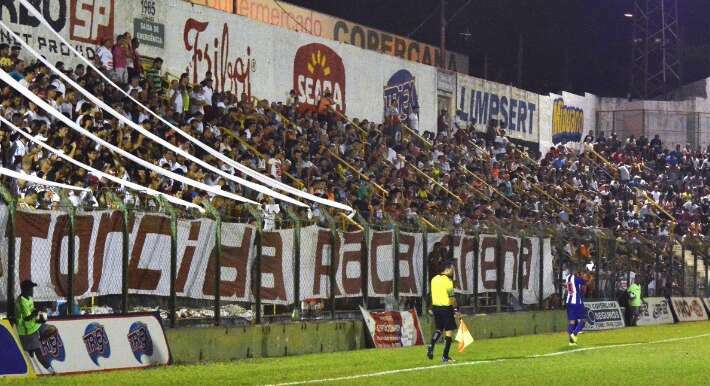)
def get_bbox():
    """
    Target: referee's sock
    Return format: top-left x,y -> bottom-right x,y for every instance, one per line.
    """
443,336 -> 452,358
430,330 -> 442,348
